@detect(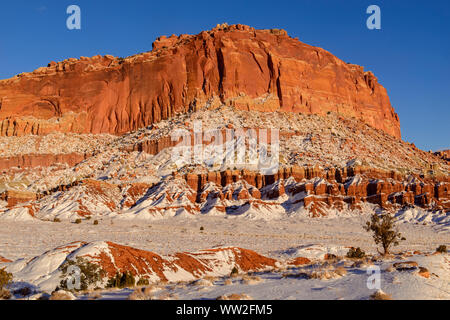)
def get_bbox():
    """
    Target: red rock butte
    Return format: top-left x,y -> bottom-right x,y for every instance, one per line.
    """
0,23 -> 401,138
